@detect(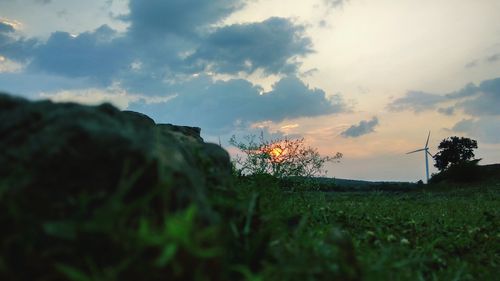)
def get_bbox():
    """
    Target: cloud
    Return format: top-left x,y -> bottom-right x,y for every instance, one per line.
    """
387,91 -> 446,112
447,82 -> 479,99
452,119 -> 475,134
464,52 -> 500,68
3,3 -> 314,92
28,25 -> 129,85
34,0 -> 52,4
389,77 -> 500,143
0,21 -> 15,33
127,75 -> 346,134
452,117 -> 500,144
39,87 -> 174,110
465,60 -> 477,68
0,73 -> 90,97
188,17 -> 313,74
324,0 -> 349,9
450,78 -> 500,143
341,117 -> 379,138
0,56 -> 23,73
388,78 -> 499,116
0,20 -> 37,62
485,53 -> 500,63
39,88 -> 134,109
124,0 -> 245,39
0,1 -> 346,138
437,107 -> 455,116
457,77 -> 500,116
